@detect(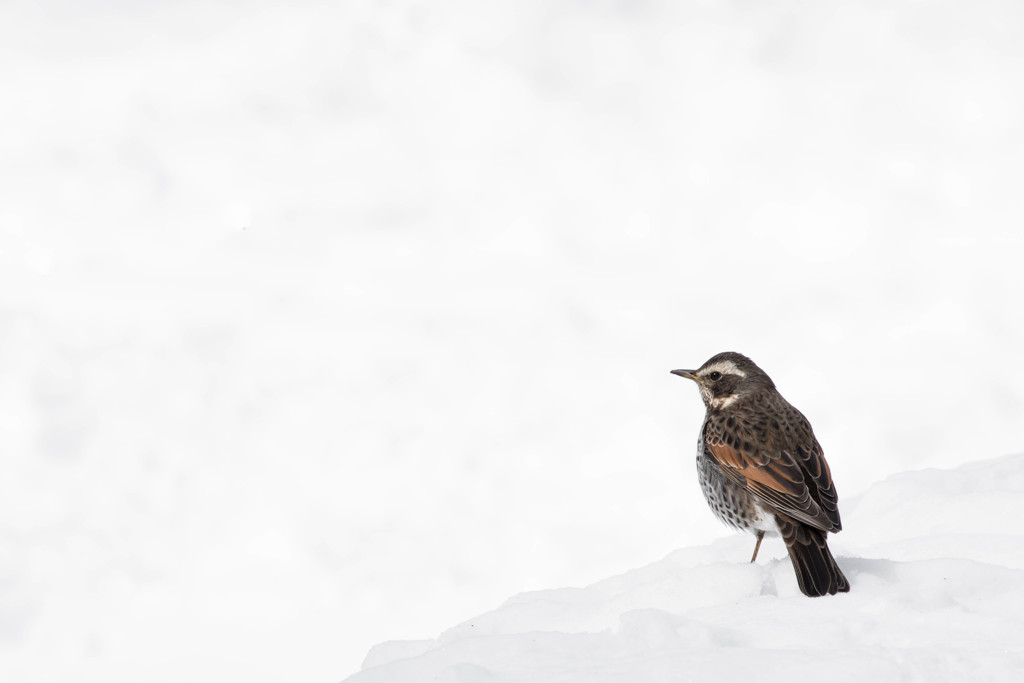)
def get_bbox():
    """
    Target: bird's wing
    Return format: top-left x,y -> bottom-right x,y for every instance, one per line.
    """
791,433 -> 841,530
703,412 -> 840,532
777,402 -> 842,530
